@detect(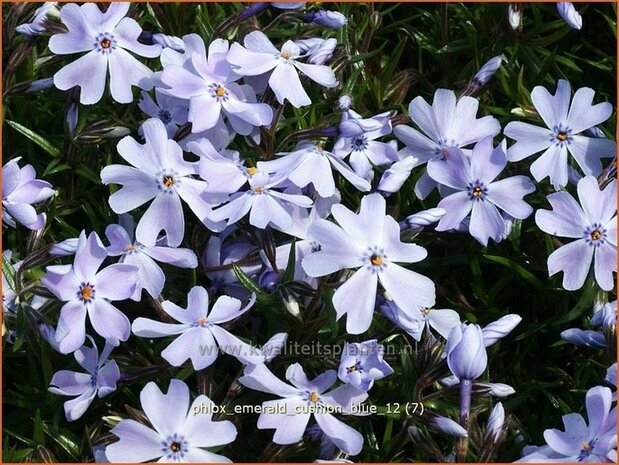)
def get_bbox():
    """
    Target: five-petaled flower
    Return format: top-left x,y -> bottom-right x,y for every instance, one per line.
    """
49,2 -> 161,104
